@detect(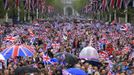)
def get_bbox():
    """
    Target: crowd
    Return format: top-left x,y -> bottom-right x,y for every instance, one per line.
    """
0,18 -> 134,75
